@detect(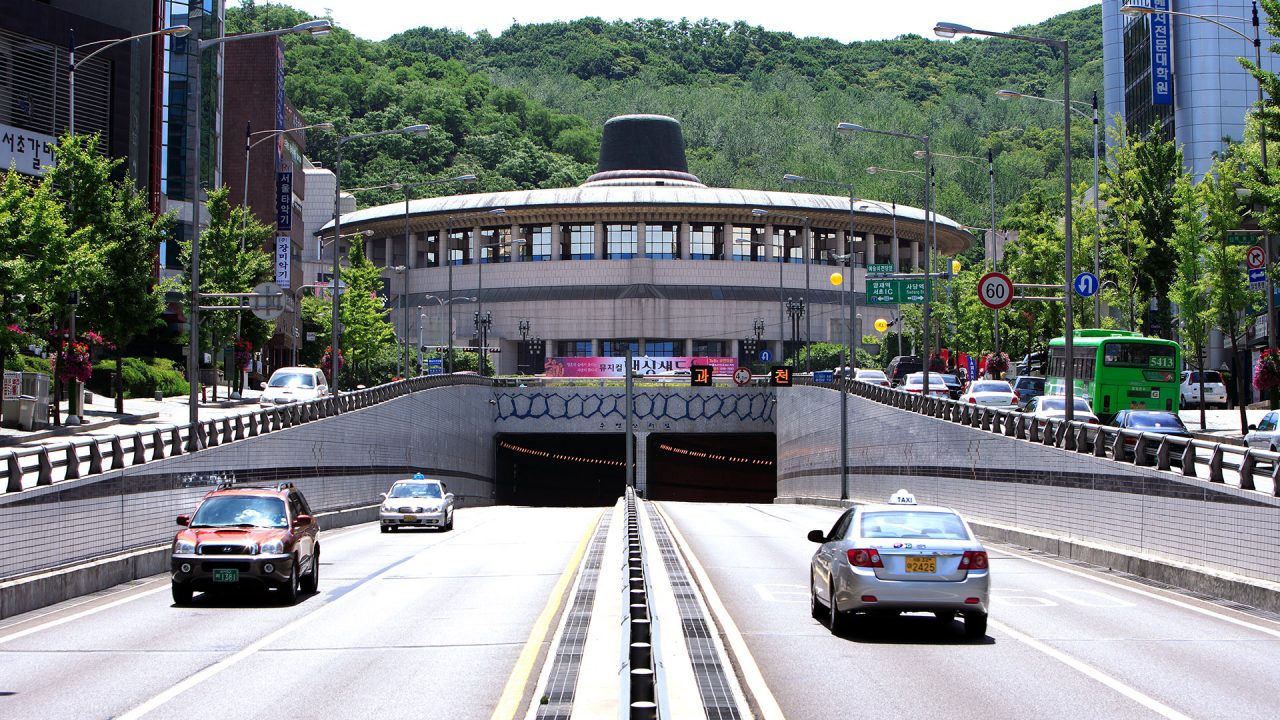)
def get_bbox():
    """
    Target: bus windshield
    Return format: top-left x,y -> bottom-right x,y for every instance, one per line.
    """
1102,342 -> 1177,369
